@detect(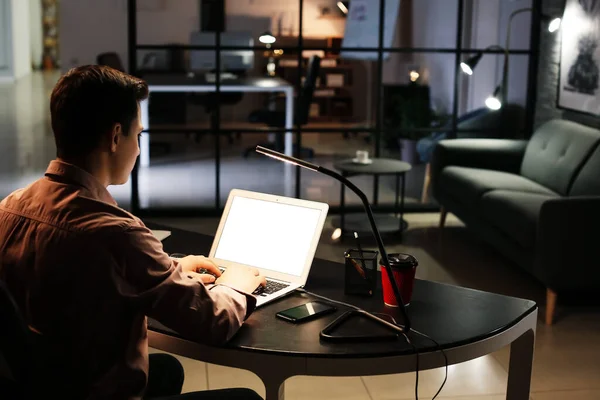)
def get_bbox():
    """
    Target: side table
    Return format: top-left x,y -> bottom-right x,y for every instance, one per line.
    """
333,158 -> 412,237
